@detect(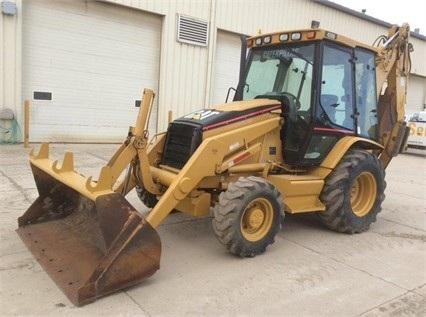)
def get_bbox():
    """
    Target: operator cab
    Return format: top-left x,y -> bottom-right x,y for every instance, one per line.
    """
236,30 -> 378,166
